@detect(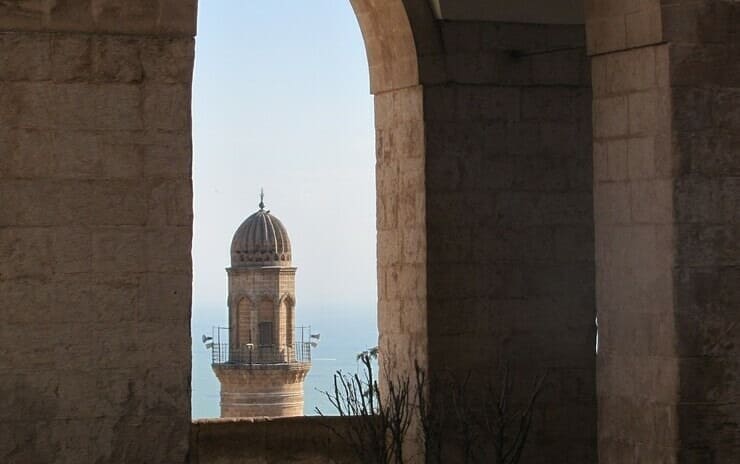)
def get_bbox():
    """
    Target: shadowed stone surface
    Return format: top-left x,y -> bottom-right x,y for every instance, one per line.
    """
0,3 -> 195,463
190,417 -> 358,464
0,0 -> 737,463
